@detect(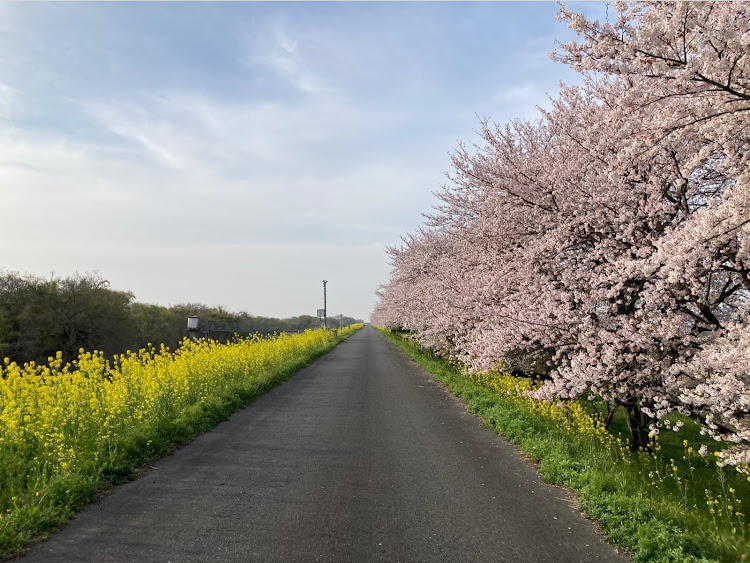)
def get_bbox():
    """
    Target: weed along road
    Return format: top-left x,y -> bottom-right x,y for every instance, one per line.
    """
22,325 -> 627,562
